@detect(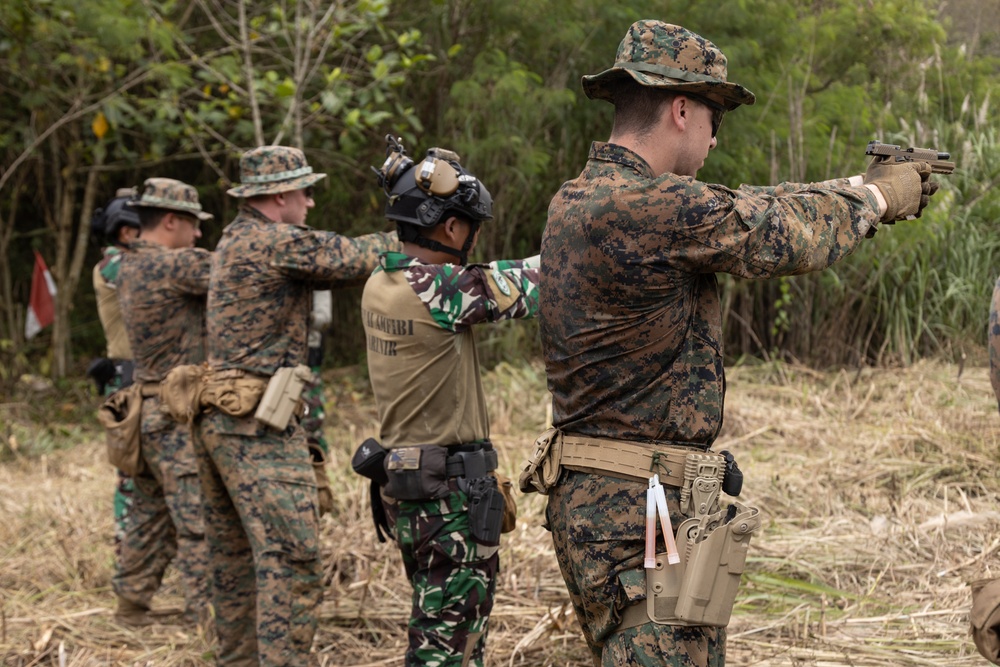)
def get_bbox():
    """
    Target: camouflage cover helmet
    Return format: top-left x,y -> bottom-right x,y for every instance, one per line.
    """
91,187 -> 140,243
227,145 -> 327,198
373,135 -> 492,263
129,178 -> 214,221
582,20 -> 756,111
